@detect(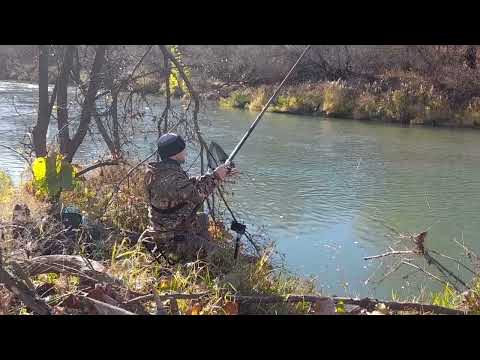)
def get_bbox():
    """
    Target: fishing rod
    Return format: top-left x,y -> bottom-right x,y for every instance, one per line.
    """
207,45 -> 311,259
206,147 -> 261,258
225,45 -> 311,166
